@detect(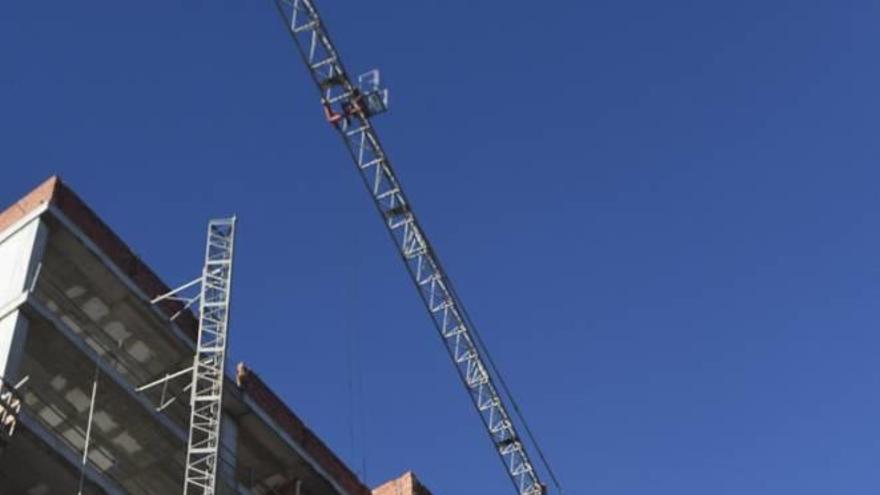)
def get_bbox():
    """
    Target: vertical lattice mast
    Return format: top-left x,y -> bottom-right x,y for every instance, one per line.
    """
184,218 -> 236,495
271,2 -> 546,494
